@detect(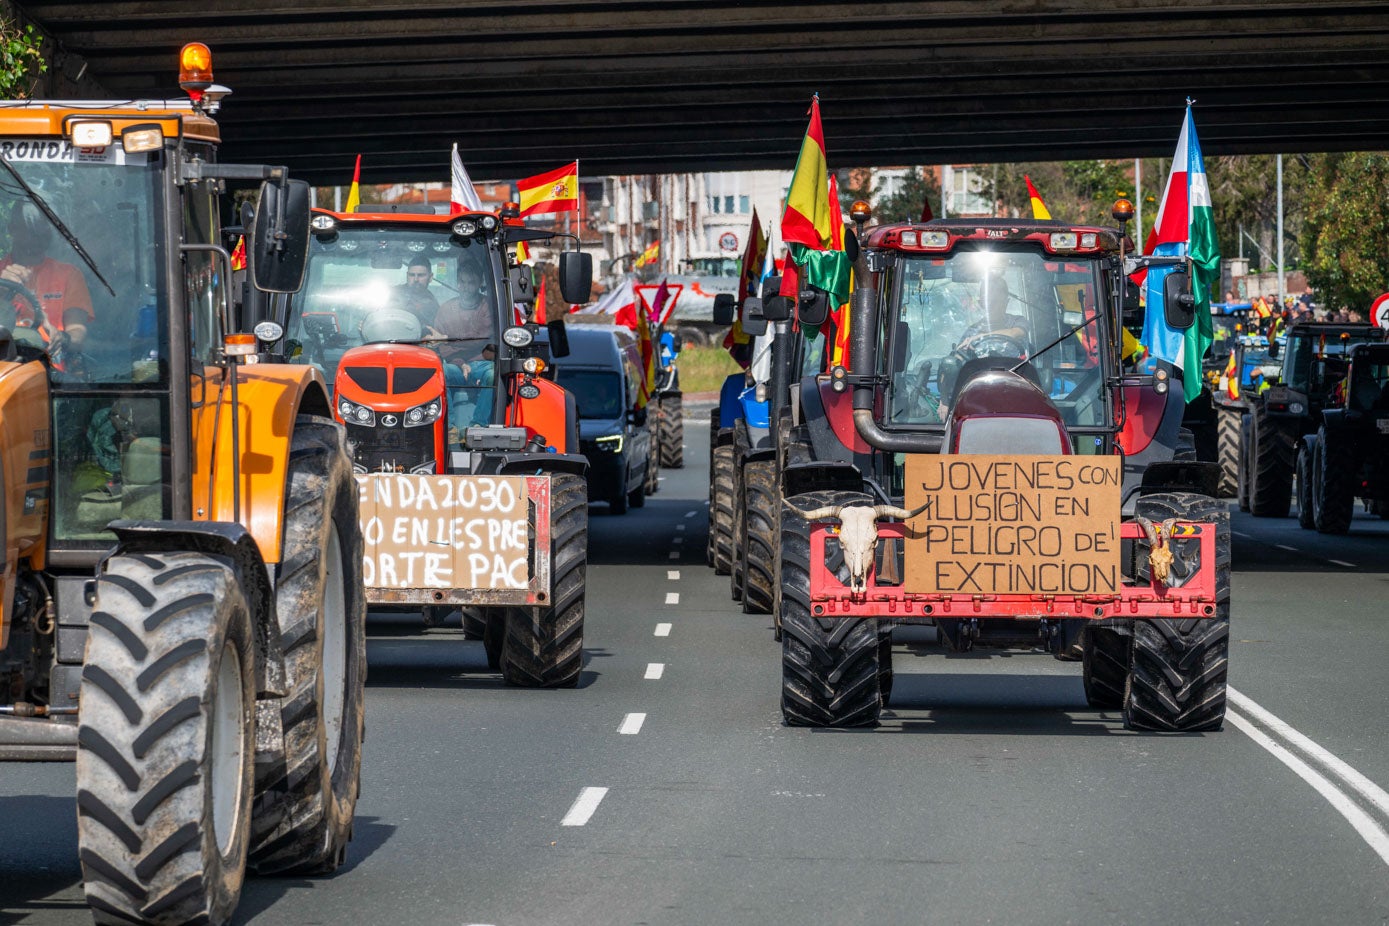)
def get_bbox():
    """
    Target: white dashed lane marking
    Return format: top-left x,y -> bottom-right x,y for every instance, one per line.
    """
645,663 -> 665,680
665,592 -> 680,605
618,713 -> 647,735
560,787 -> 609,826
684,510 -> 696,518
667,570 -> 680,580
672,536 -> 684,545
654,623 -> 672,636
676,523 -> 686,532
1275,544 -> 1299,552
1329,560 -> 1357,568
669,551 -> 680,560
